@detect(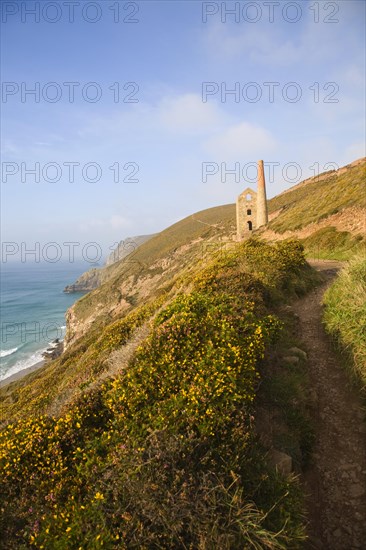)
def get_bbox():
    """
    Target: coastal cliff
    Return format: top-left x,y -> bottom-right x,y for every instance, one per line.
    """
105,235 -> 155,266
63,206 -> 236,348
1,158 -> 365,550
63,234 -> 155,294
63,267 -> 102,293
